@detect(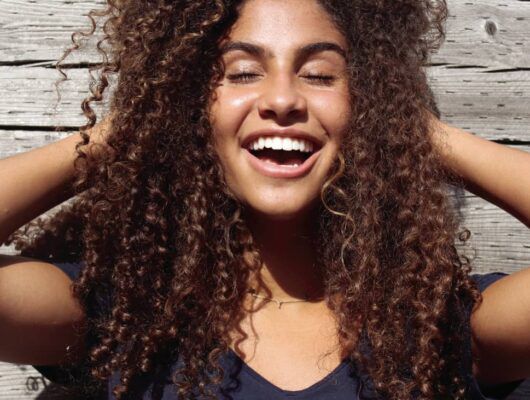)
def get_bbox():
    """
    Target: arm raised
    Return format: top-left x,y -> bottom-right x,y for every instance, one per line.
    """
0,115 -> 112,365
428,114 -> 530,384
0,115 -> 113,246
428,115 -> 530,228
